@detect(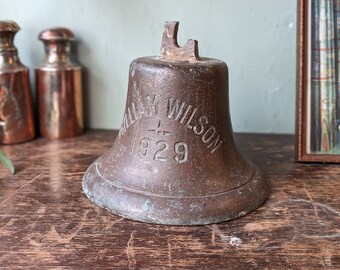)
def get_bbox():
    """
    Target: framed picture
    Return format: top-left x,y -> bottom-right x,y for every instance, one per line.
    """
296,0 -> 340,162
